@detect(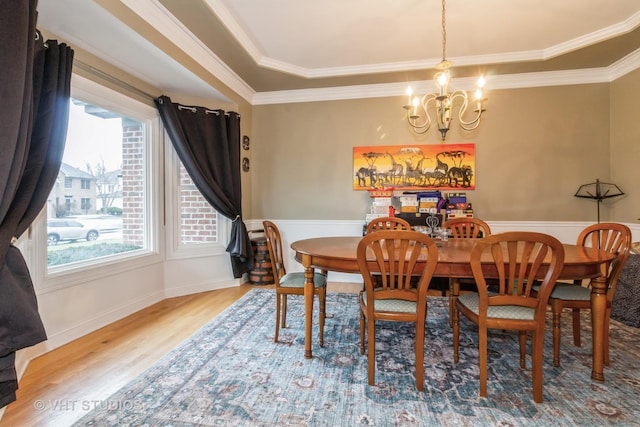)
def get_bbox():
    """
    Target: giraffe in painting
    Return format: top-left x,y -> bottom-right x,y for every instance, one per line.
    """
385,152 -> 404,184
435,153 -> 449,175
